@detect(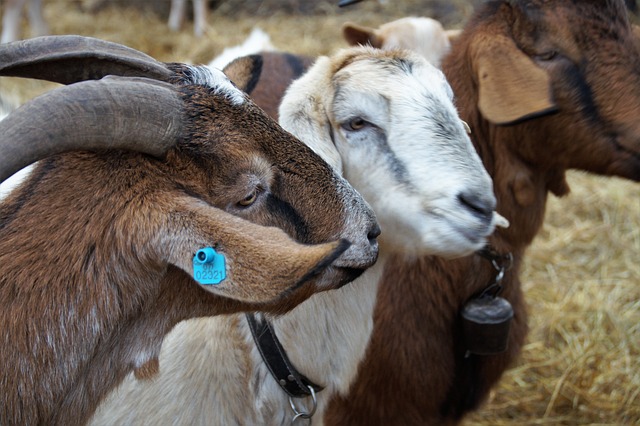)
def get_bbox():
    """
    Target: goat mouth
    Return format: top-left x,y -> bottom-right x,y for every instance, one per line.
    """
288,239 -> 375,291
444,215 -> 499,250
430,208 -> 495,242
333,266 -> 368,289
311,263 -> 372,291
607,135 -> 640,181
454,225 -> 485,245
